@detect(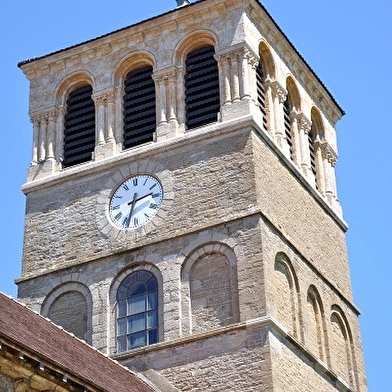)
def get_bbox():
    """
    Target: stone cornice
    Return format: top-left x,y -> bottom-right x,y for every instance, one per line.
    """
18,0 -> 238,82
245,0 -> 344,125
